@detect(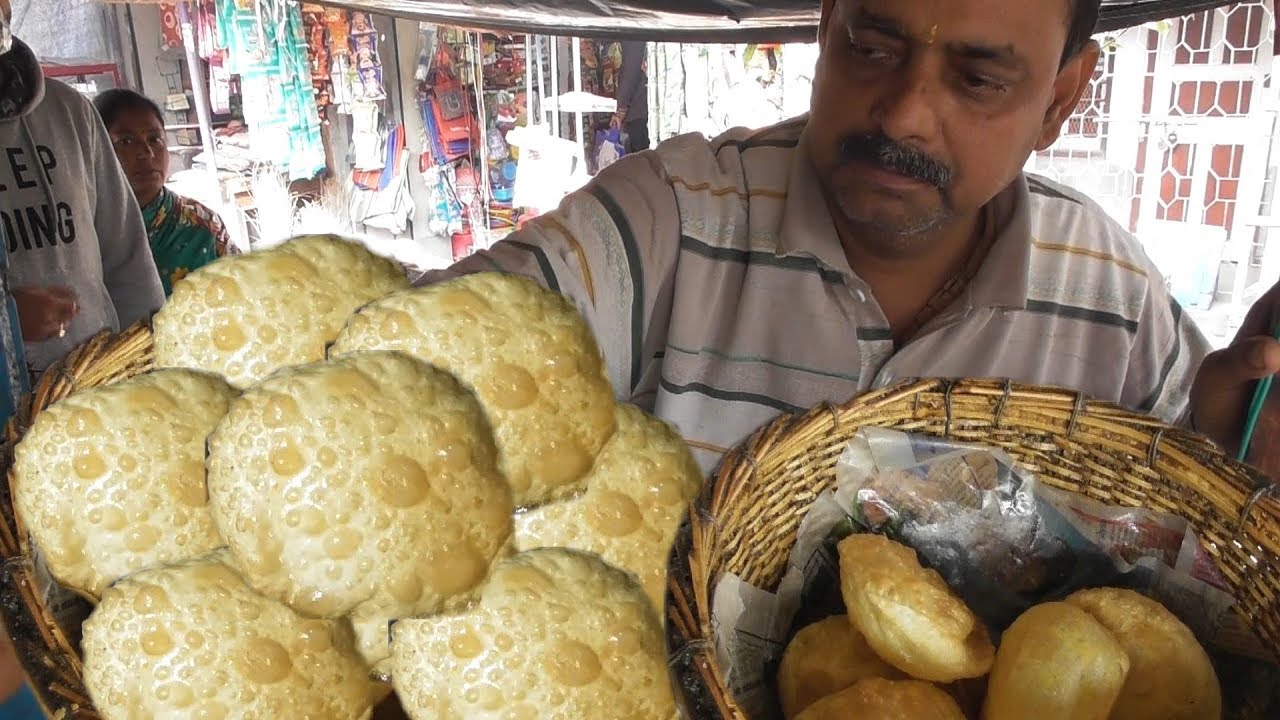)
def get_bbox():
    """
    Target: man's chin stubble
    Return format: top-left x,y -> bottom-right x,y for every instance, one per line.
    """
835,196 -> 953,248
